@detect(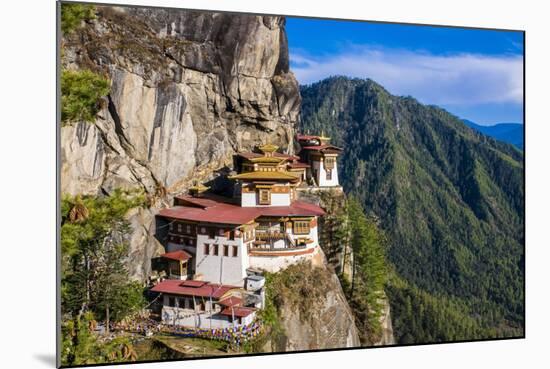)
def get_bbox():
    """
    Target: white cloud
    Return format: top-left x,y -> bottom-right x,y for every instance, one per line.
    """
290,46 -> 523,106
